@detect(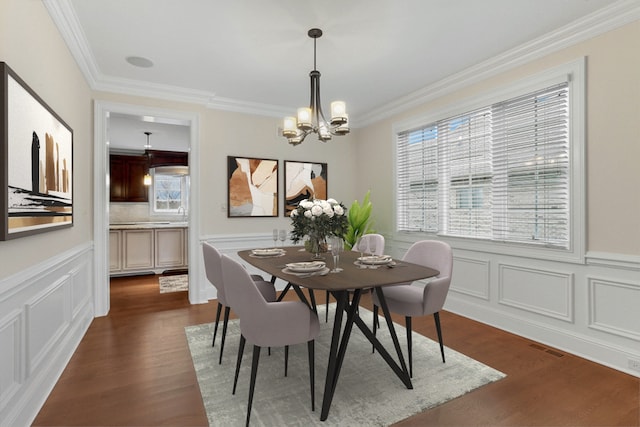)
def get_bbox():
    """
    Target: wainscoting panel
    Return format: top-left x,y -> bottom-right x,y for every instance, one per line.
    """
25,274 -> 70,376
450,256 -> 490,300
71,265 -> 91,321
0,243 -> 94,427
0,310 -> 22,414
589,277 -> 640,341
498,263 -> 574,322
